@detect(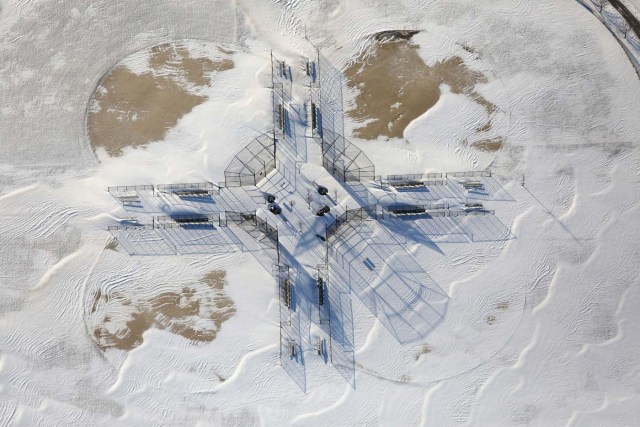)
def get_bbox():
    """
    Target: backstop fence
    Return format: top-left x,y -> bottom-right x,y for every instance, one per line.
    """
224,134 -> 276,187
